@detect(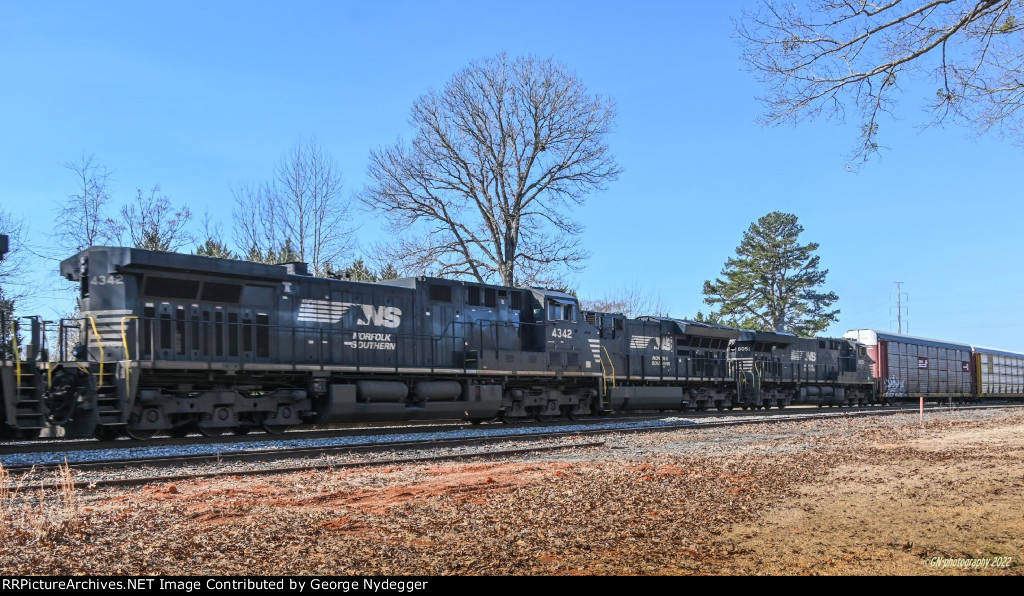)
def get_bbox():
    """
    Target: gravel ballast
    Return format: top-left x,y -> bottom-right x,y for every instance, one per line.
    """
1,407 -> 1021,576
